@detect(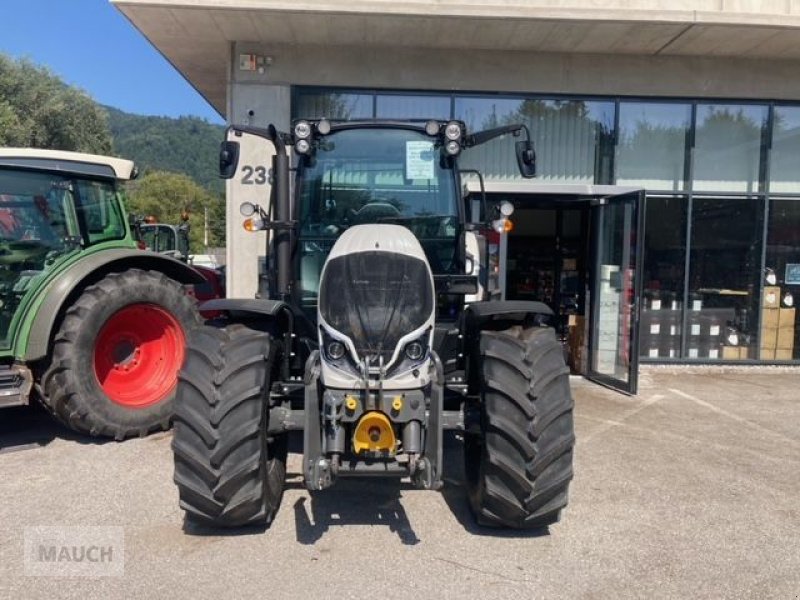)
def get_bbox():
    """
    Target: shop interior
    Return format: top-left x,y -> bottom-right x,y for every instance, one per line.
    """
469,182 -> 645,394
